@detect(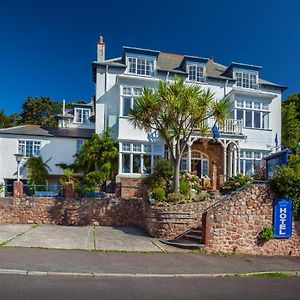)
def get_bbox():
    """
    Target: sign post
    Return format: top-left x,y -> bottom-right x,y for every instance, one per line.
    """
273,197 -> 293,238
